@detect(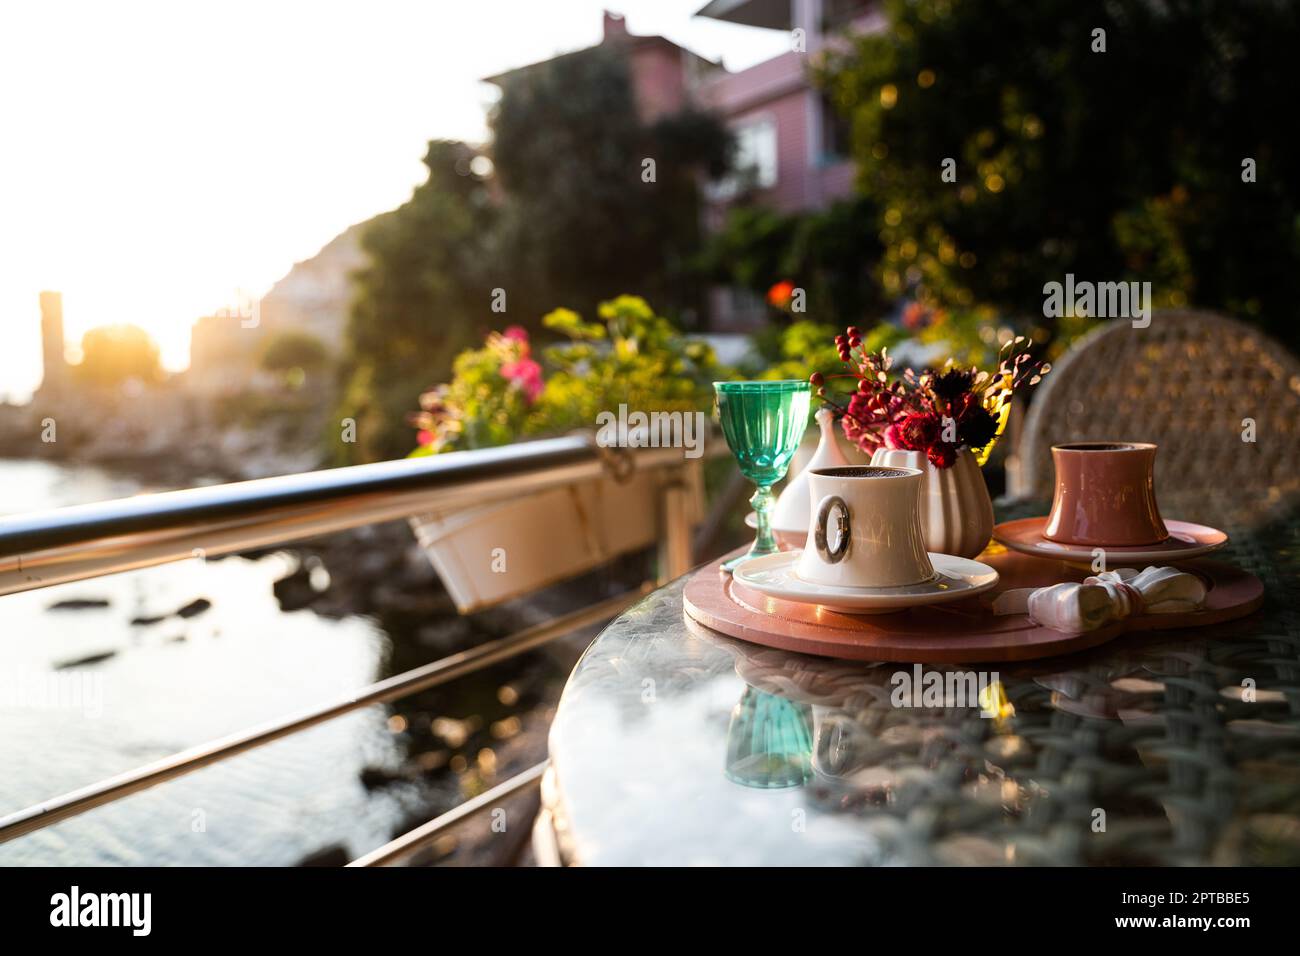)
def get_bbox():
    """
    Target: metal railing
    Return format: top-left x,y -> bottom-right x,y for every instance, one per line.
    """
0,435 -> 715,864
0,435 -> 704,597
